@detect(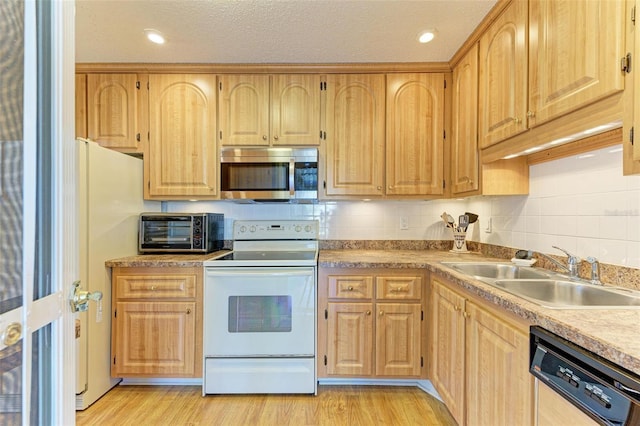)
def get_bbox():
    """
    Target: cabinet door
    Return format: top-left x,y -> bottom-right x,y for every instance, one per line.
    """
451,45 -> 480,195
218,74 -> 270,146
326,302 -> 373,376
429,280 -> 466,425
386,73 -> 444,196
325,74 -> 385,197
465,302 -> 533,426
112,301 -> 196,376
148,74 -> 217,198
528,0 -> 624,127
375,303 -> 421,377
478,0 -> 528,148
76,74 -> 87,138
87,73 -> 145,152
271,74 -> 321,146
